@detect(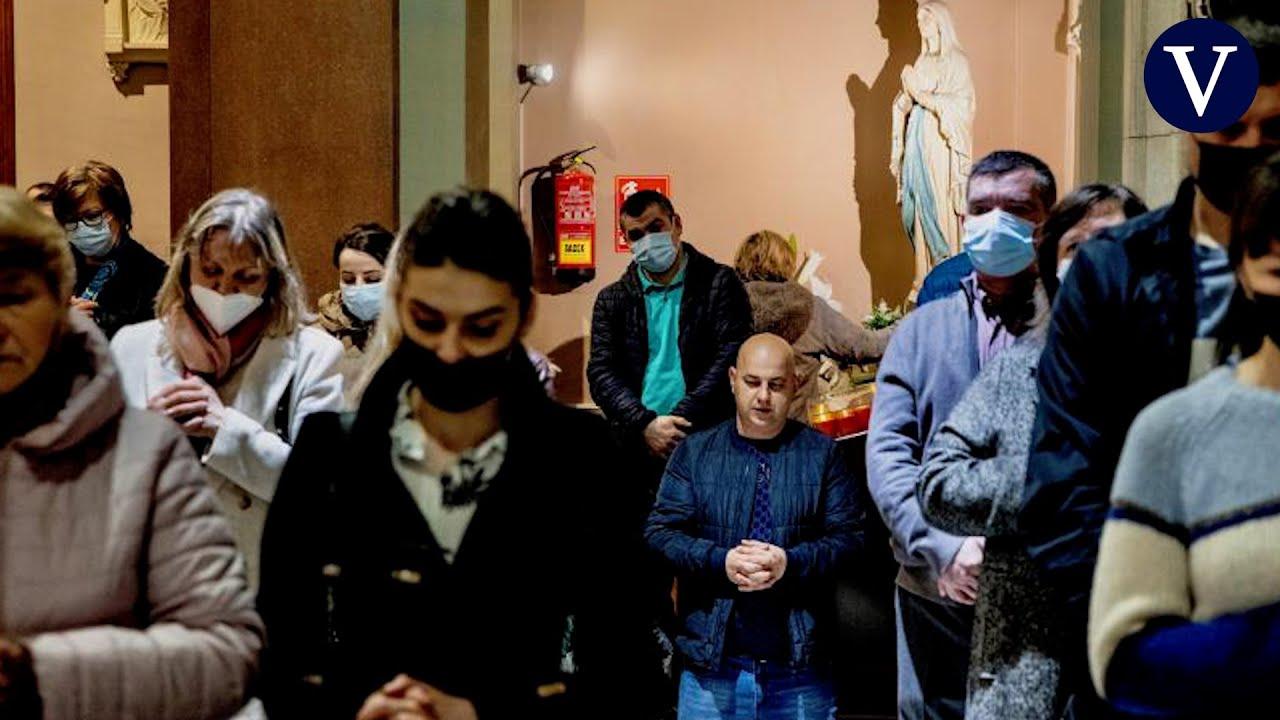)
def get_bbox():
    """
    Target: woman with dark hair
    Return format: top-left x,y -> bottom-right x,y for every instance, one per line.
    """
51,160 -> 168,338
316,222 -> 395,406
1088,157 -> 1280,717
258,189 -> 658,720
917,184 -> 1146,719
318,222 -> 395,346
0,187 -> 261,719
1036,183 -> 1148,298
